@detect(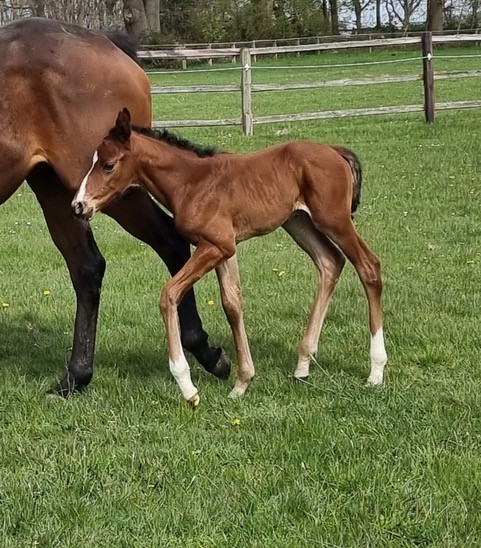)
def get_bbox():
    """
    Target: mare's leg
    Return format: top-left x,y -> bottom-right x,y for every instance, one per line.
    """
27,165 -> 106,395
215,254 -> 255,398
313,214 -> 387,385
104,189 -> 230,380
160,240 -> 230,406
283,211 -> 345,379
0,154 -> 28,205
